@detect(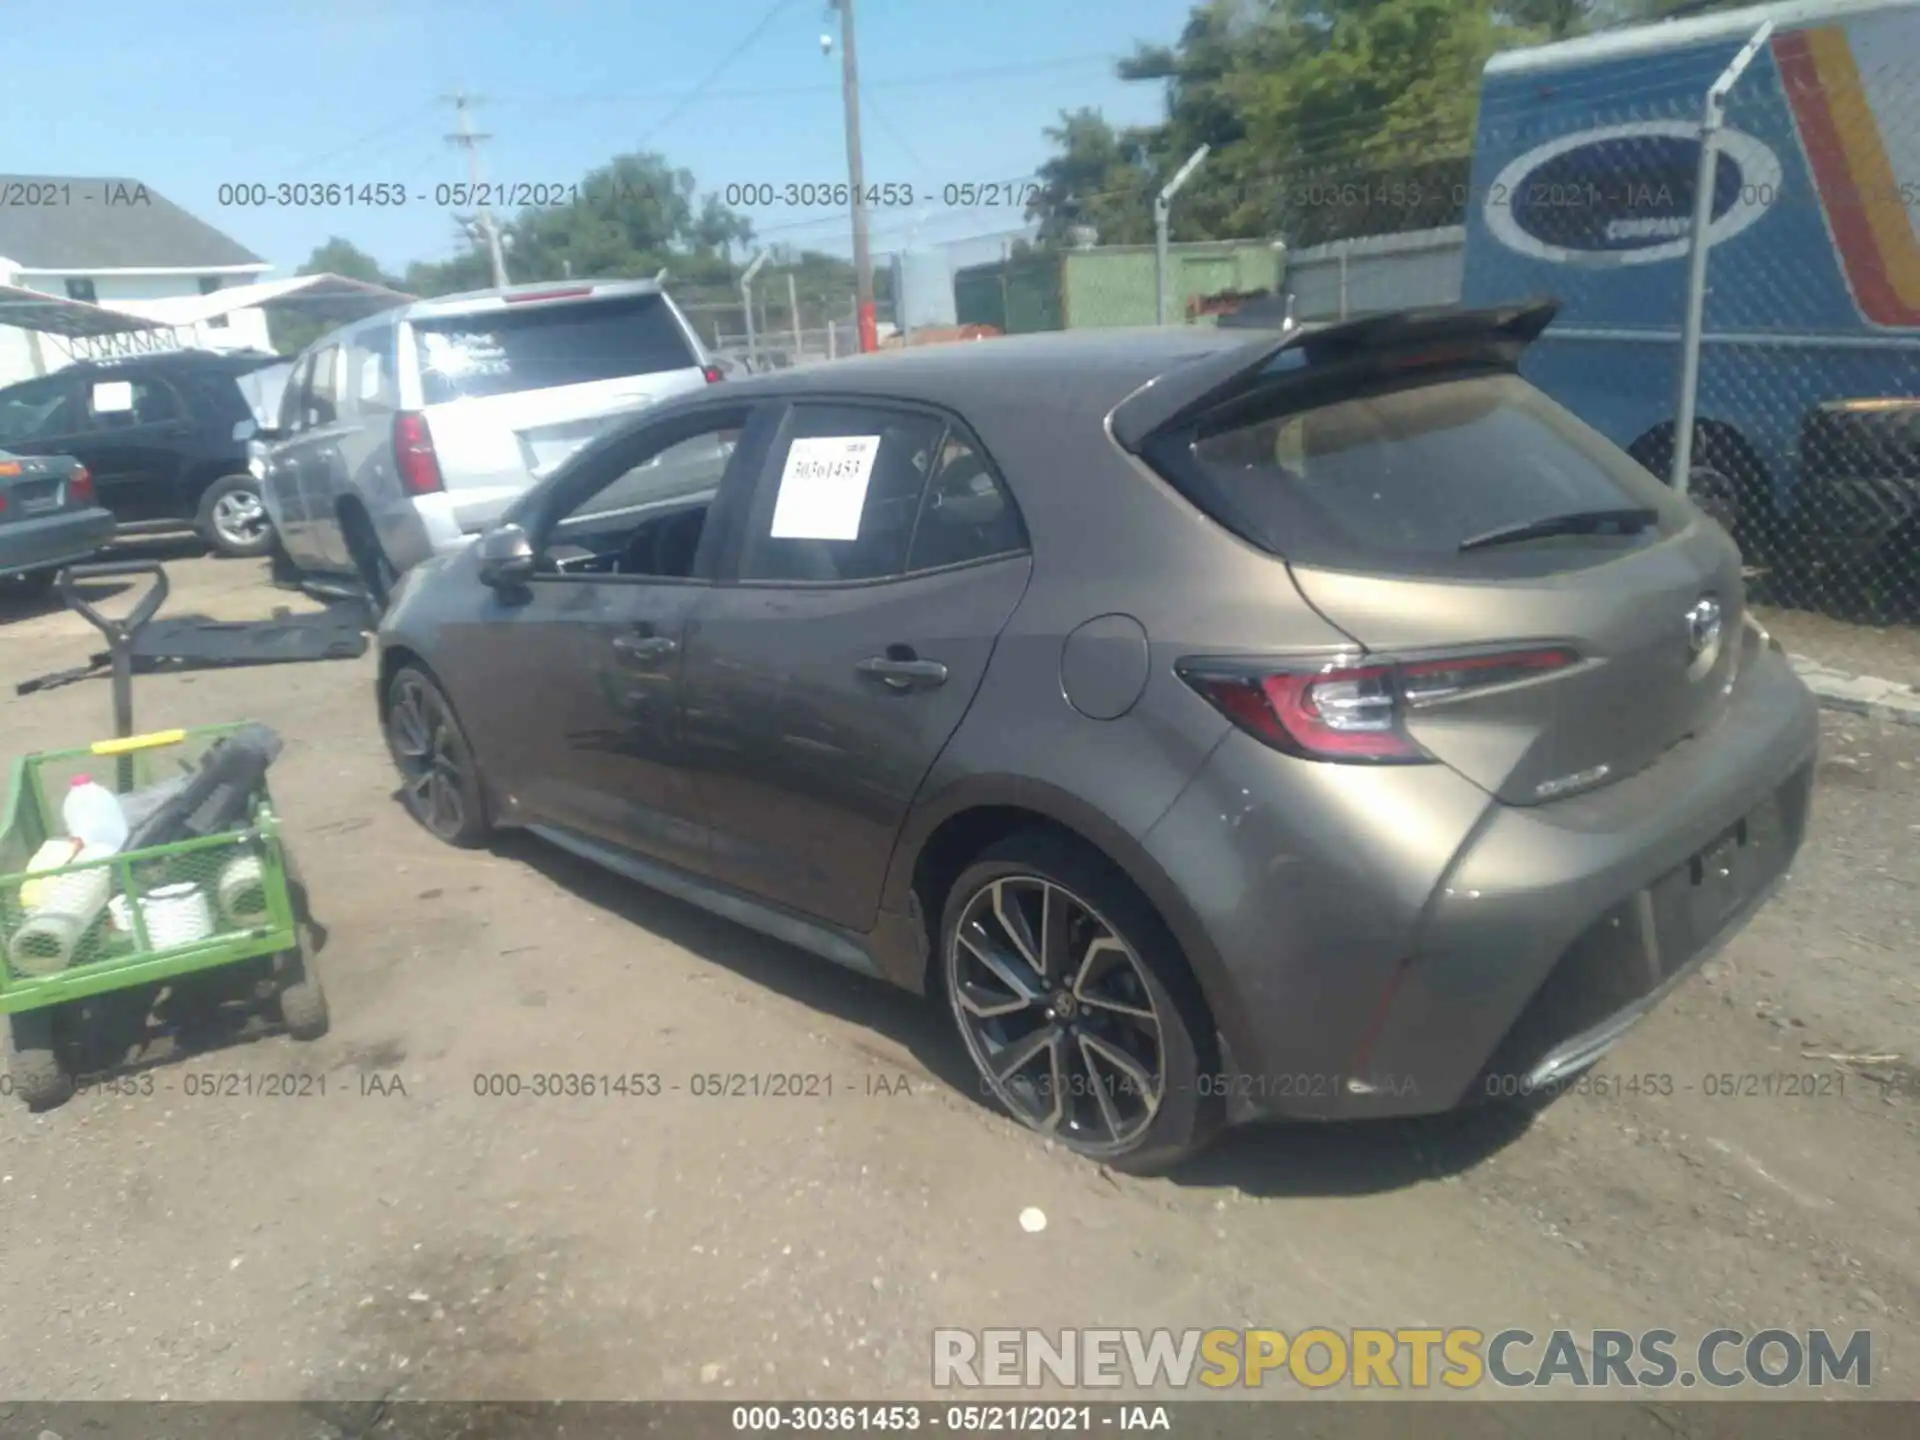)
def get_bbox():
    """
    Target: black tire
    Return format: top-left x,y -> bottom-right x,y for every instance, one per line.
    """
276,950 -> 330,1041
6,1009 -> 74,1111
342,508 -> 399,615
1637,431 -> 1777,567
196,474 -> 276,558
938,831 -> 1222,1174
383,663 -> 492,848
